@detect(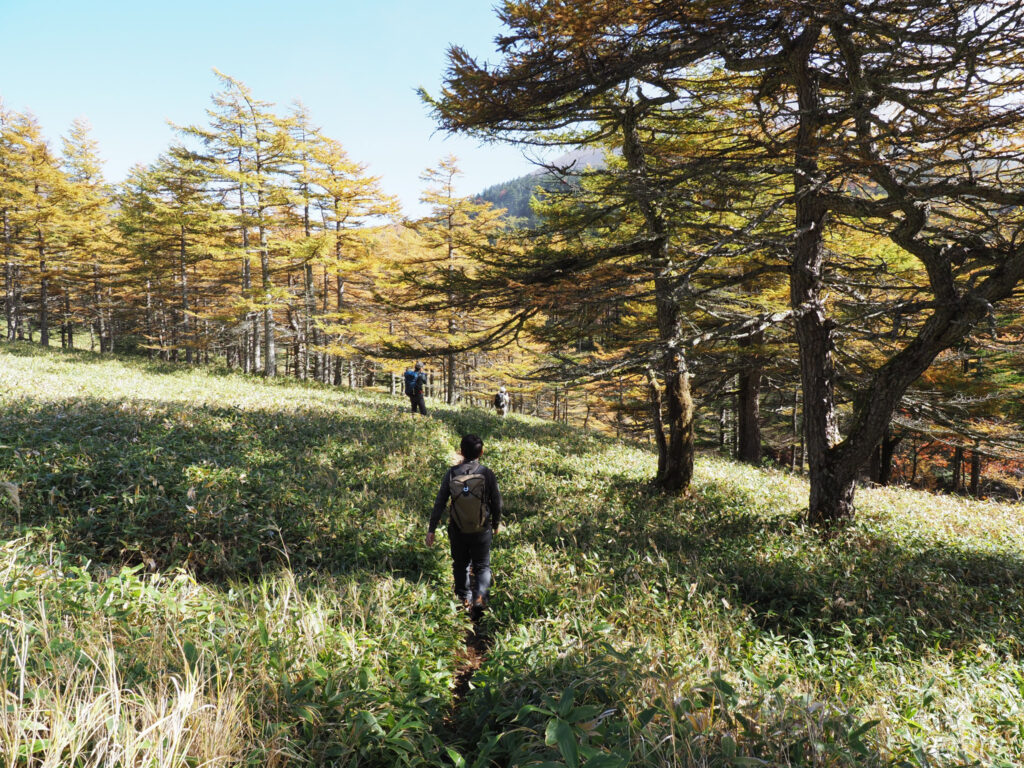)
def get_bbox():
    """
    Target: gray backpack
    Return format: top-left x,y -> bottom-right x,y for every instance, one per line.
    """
448,467 -> 490,533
